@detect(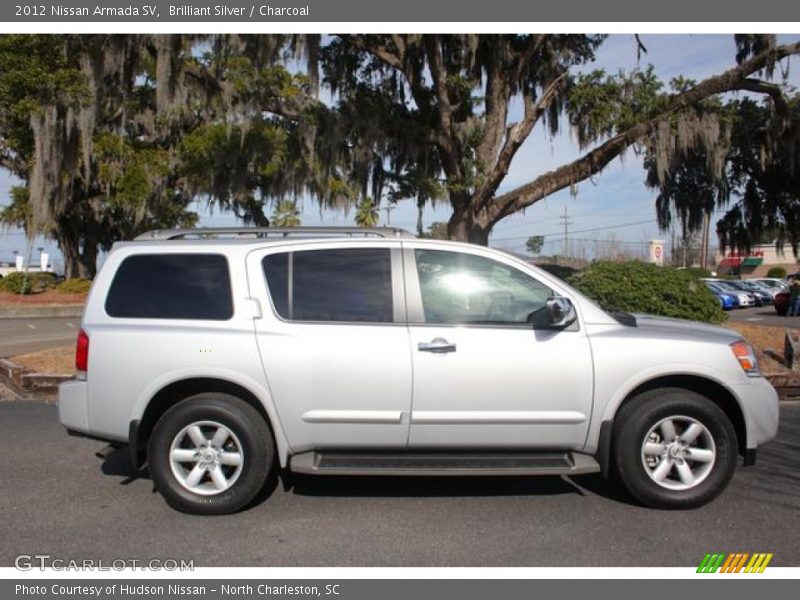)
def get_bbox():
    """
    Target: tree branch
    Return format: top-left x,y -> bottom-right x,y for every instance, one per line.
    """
738,78 -> 790,115
488,41 -> 800,224
477,35 -> 545,178
475,73 -> 566,212
338,34 -> 405,71
425,35 -> 454,139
